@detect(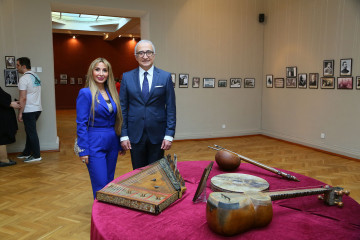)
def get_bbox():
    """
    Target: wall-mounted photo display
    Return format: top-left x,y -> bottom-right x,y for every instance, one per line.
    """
274,78 -> 284,88
60,79 -> 68,85
298,73 -> 307,89
70,77 -> 75,84
286,66 -> 297,77
179,74 -> 189,88
230,78 -> 241,88
309,73 -> 319,89
192,77 -> 200,88
4,69 -> 19,87
171,73 -> 176,88
218,80 -> 227,87
337,77 -> 353,89
340,58 -> 352,76
356,76 -> 360,90
78,78 -> 83,84
5,56 -> 16,69
286,78 -> 296,88
323,60 -> 334,76
244,78 -> 255,88
60,74 -> 68,80
266,74 -> 273,88
203,78 -> 215,88
320,77 -> 335,89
